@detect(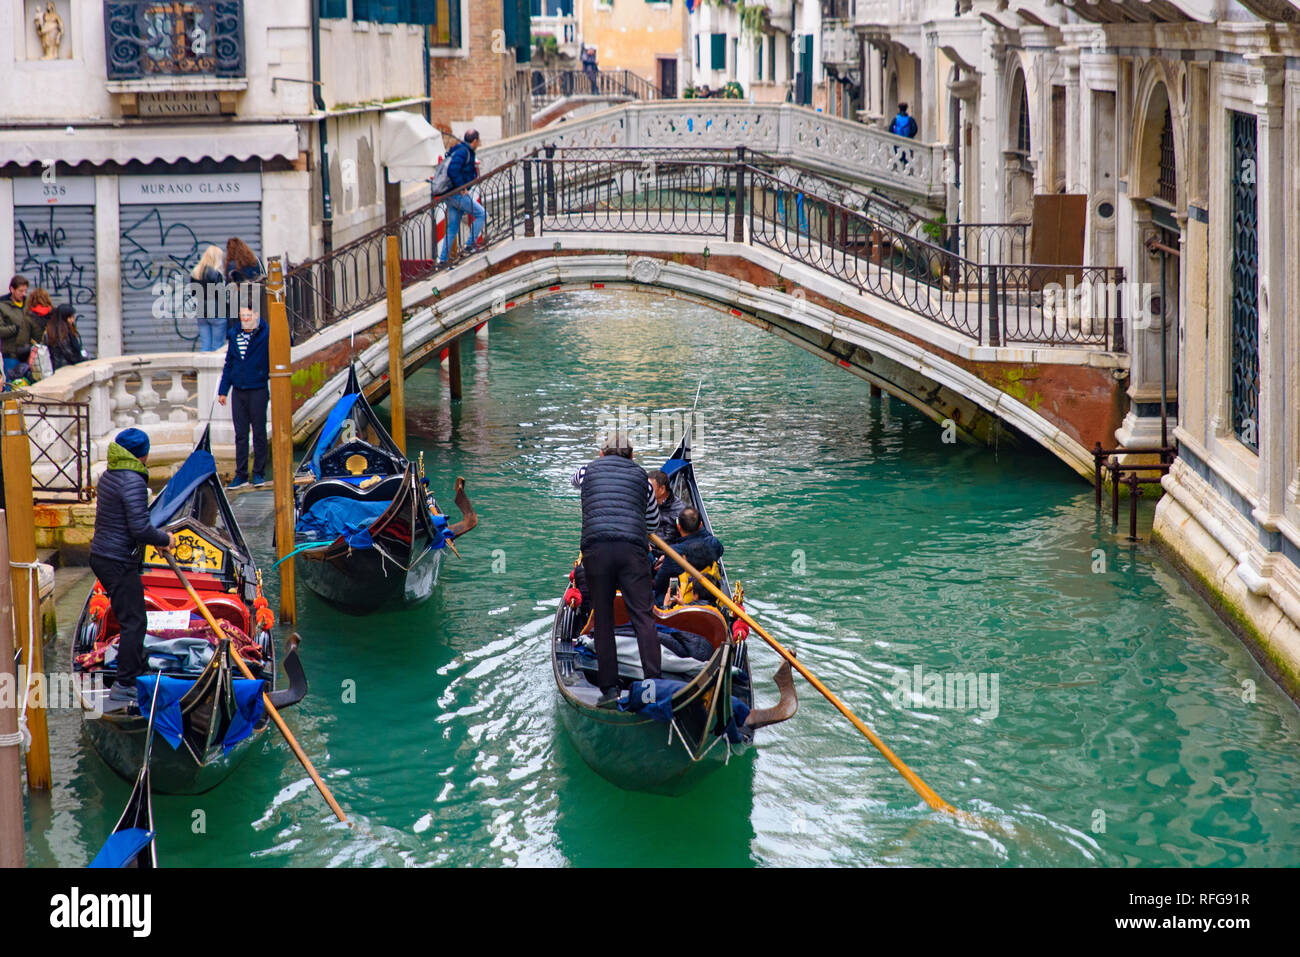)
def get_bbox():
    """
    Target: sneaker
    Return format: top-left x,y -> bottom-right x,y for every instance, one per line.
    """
252,473 -> 267,487
596,687 -> 622,710
108,681 -> 138,703
227,477 -> 249,490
